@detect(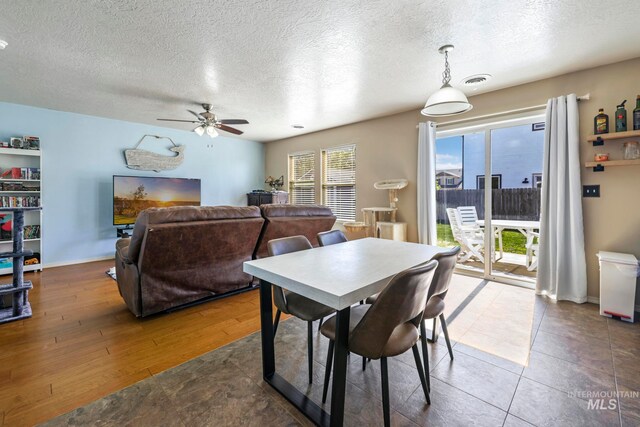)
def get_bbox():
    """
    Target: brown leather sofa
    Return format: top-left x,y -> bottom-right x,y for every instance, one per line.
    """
254,204 -> 337,259
115,205 -> 265,317
115,204 -> 336,317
